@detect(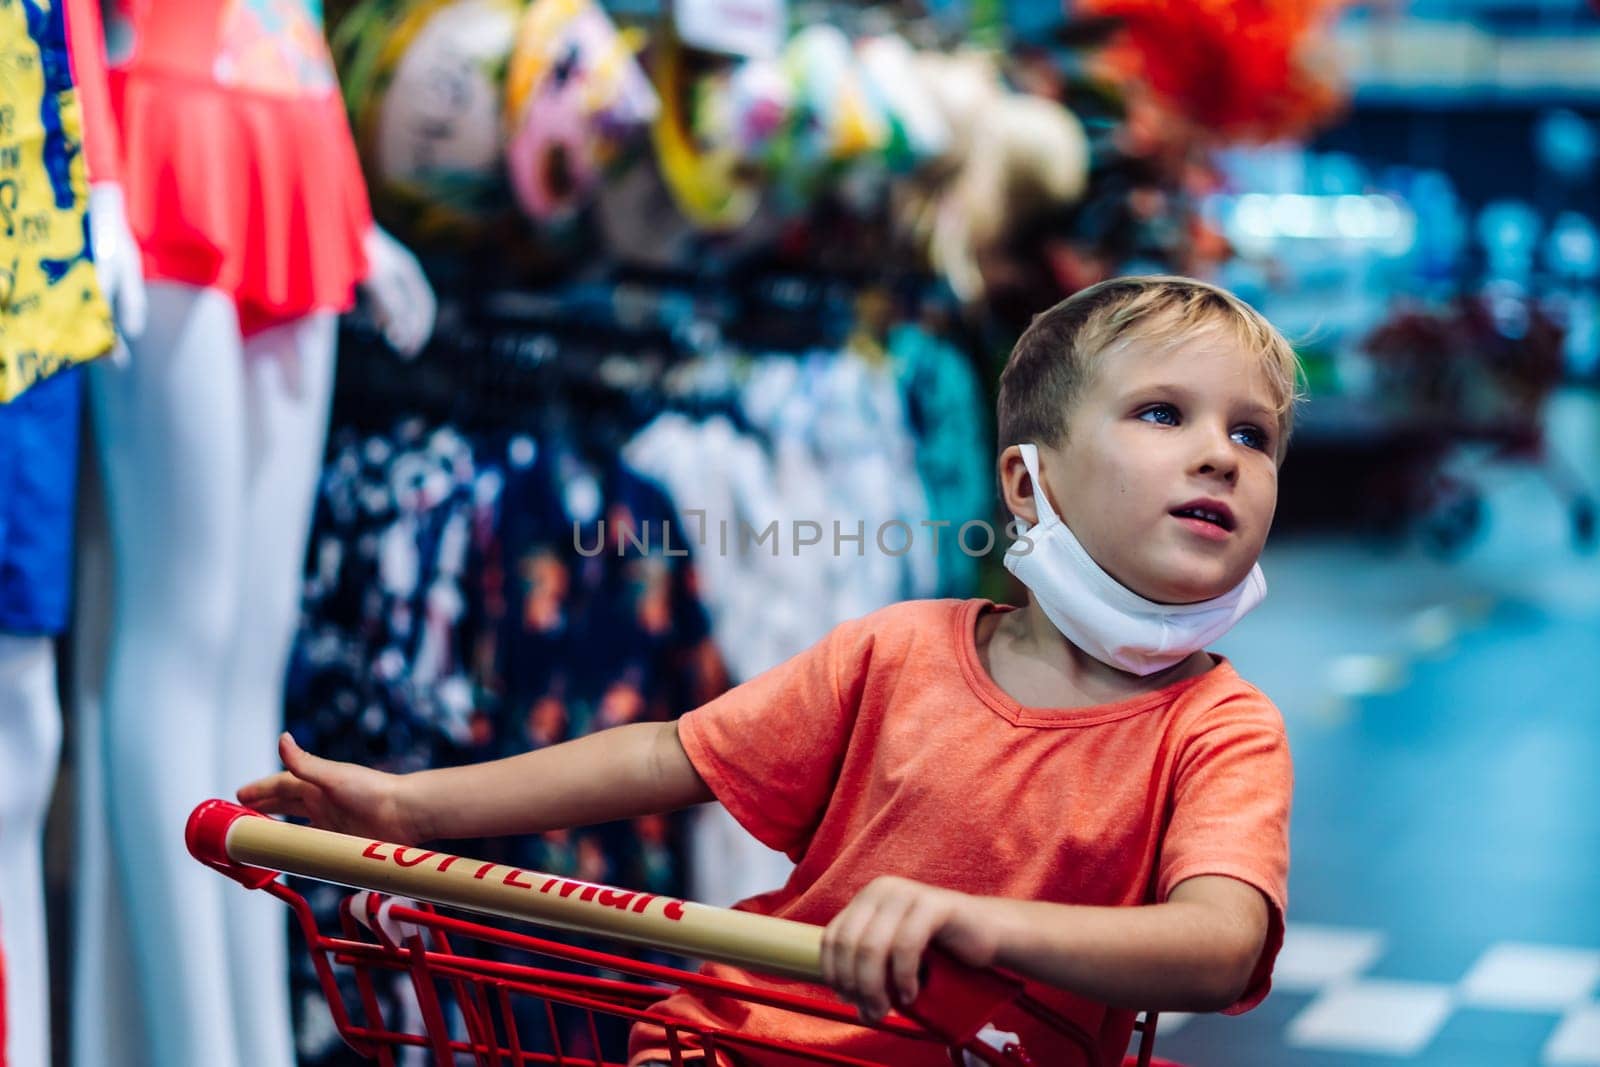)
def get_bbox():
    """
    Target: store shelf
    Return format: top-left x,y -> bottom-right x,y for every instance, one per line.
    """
1337,17 -> 1600,105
